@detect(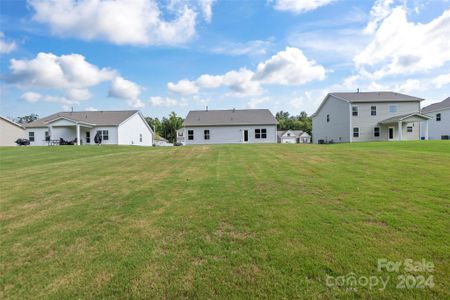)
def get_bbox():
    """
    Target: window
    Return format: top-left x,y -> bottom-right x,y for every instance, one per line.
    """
436,113 -> 441,121
407,126 -> 413,133
374,127 -> 380,137
188,130 -> 194,140
261,128 -> 267,139
139,134 -> 142,142
45,131 -> 50,141
254,128 -> 267,139
255,129 -> 261,139
326,114 -> 330,122
28,132 -> 35,142
441,135 -> 449,140
102,130 -> 109,141
352,106 -> 358,116
204,130 -> 210,140
287,133 -> 291,137
86,132 -> 90,143
353,127 -> 359,138
389,104 -> 397,113
371,106 -> 377,116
